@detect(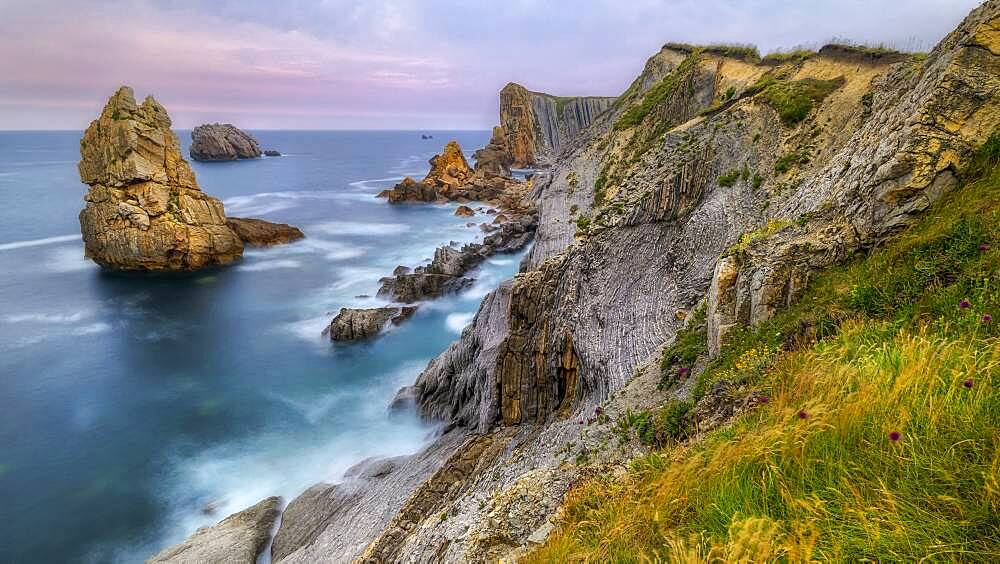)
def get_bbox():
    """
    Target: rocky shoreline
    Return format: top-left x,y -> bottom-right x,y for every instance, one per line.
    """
145,2 -> 1000,560
325,139 -> 538,342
